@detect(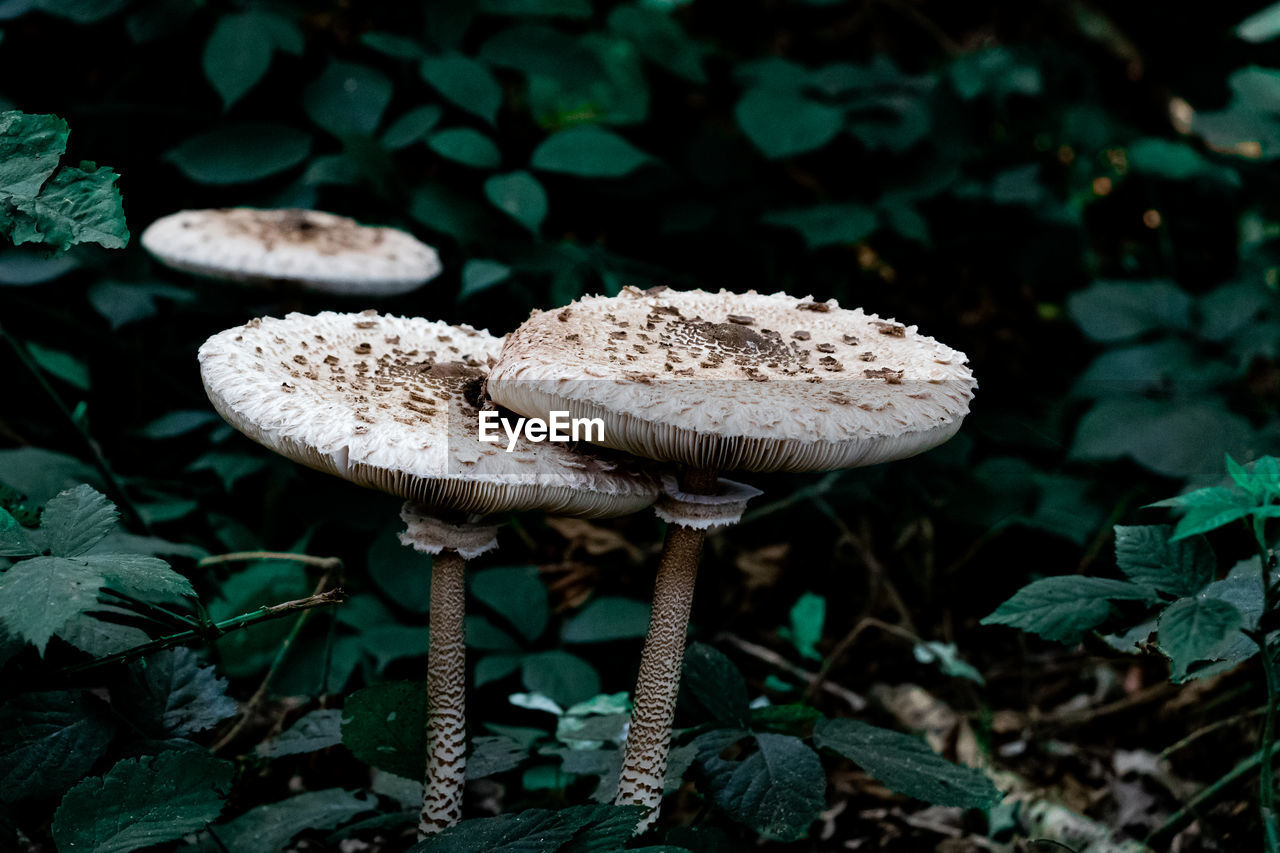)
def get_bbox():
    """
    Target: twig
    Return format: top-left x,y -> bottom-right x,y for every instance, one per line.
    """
1160,706 -> 1268,760
0,325 -> 149,532
1147,749 -> 1263,845
717,632 -> 867,711
56,589 -> 347,677
1034,682 -> 1176,729
211,561 -> 342,753
198,551 -> 344,571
